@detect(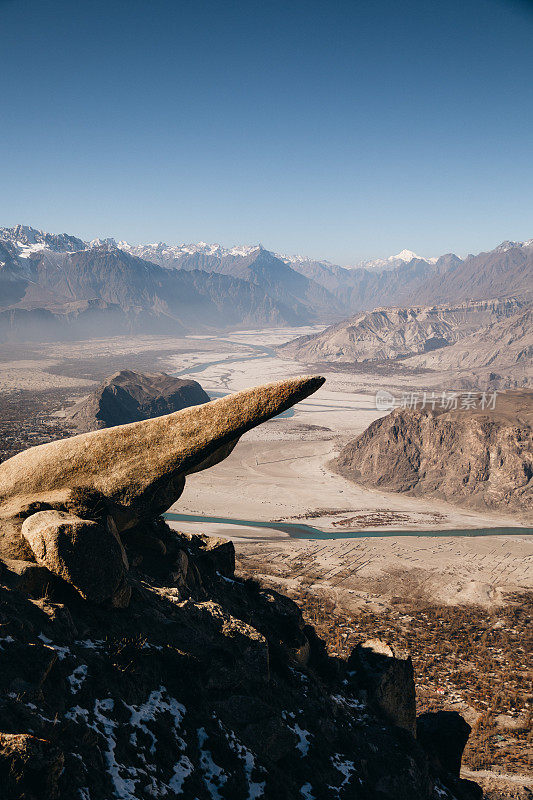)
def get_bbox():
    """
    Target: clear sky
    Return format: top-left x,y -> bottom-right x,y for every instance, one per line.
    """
1,0 -> 532,263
